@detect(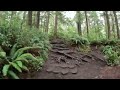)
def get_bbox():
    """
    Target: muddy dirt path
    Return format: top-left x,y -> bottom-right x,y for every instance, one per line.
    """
29,39 -> 120,79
